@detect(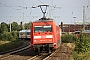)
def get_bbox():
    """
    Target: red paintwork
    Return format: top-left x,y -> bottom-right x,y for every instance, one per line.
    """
30,20 -> 61,49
